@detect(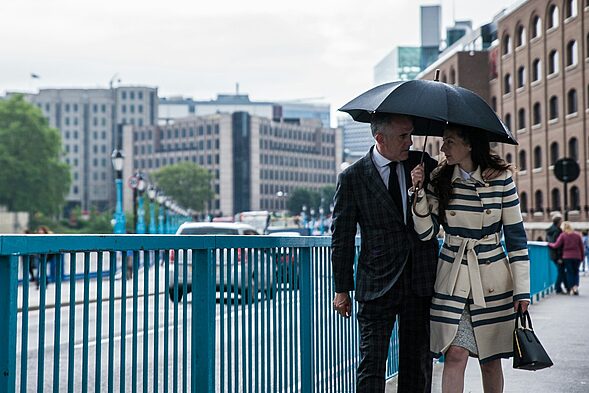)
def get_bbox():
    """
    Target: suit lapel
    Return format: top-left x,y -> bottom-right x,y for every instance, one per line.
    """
360,147 -> 404,222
